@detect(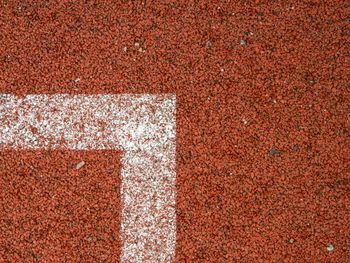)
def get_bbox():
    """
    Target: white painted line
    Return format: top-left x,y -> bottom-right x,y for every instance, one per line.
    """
0,94 -> 176,263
